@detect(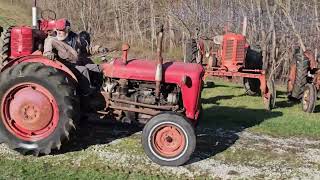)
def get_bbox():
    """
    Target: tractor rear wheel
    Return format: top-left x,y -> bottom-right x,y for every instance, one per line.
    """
302,84 -> 317,113
289,53 -> 309,100
0,62 -> 79,156
142,112 -> 196,166
0,27 -> 12,67
243,45 -> 263,96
